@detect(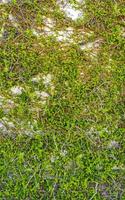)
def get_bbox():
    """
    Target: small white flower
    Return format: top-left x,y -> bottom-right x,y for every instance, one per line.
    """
50,155 -> 58,163
43,74 -> 52,86
108,140 -> 120,149
76,0 -> 85,3
43,17 -> 55,28
43,26 -> 54,36
7,99 -> 15,105
40,91 -> 49,99
7,122 -> 15,128
57,31 -> 66,42
9,14 -> 18,28
31,76 -> 42,83
60,150 -> 67,156
50,85 -> 55,91
11,86 -> 23,95
31,73 -> 42,82
24,130 -> 34,136
32,29 -> 42,37
0,122 -> 4,128
42,17 -> 55,36
0,122 -> 6,131
1,0 -> 11,3
35,91 -> 49,99
112,165 -> 125,170
57,0 -> 83,20
65,6 -> 82,20
31,77 -> 39,82
56,28 -> 73,42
